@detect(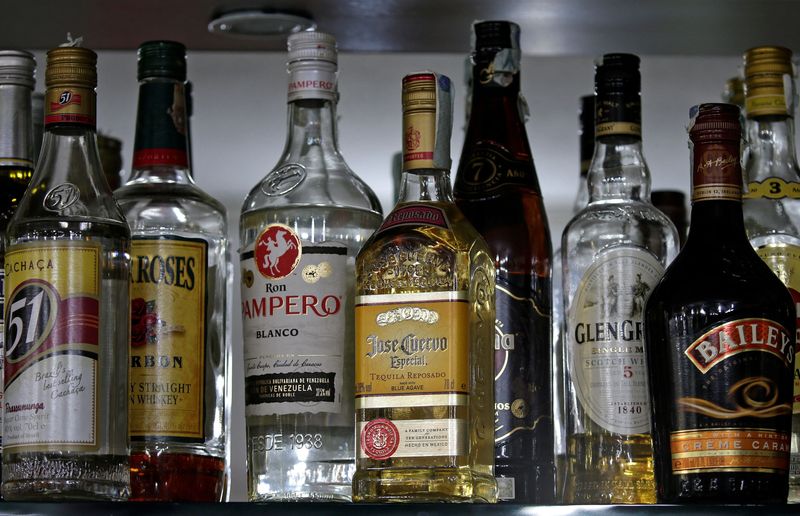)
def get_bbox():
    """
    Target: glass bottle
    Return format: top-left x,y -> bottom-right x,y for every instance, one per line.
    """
651,190 -> 687,247
561,53 -> 679,504
741,46 -> 800,502
453,20 -> 553,504
240,31 -> 382,502
114,41 -> 229,502
573,94 -> 595,212
353,71 -> 496,503
0,50 -> 36,488
2,46 -> 130,501
646,103 -> 795,503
